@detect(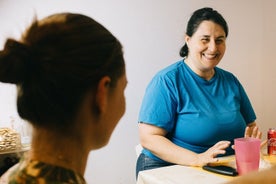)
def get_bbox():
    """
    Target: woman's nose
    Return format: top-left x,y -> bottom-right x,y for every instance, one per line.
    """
208,40 -> 217,52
